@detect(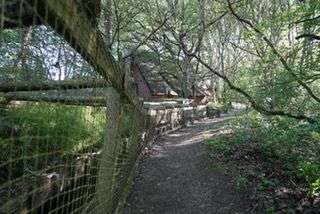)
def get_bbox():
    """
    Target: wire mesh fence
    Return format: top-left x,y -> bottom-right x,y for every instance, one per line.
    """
0,1 -> 145,213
